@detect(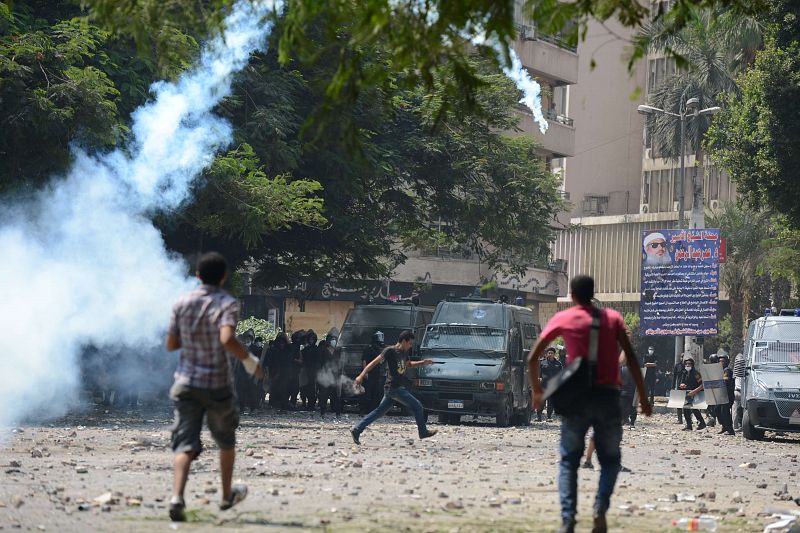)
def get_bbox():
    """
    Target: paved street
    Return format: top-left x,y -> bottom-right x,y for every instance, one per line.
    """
1,402 -> 798,532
